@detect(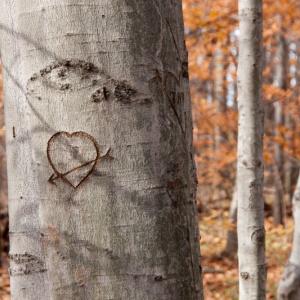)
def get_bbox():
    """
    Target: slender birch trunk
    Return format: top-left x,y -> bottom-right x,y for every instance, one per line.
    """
278,173 -> 300,299
237,0 -> 266,299
0,1 -> 203,299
